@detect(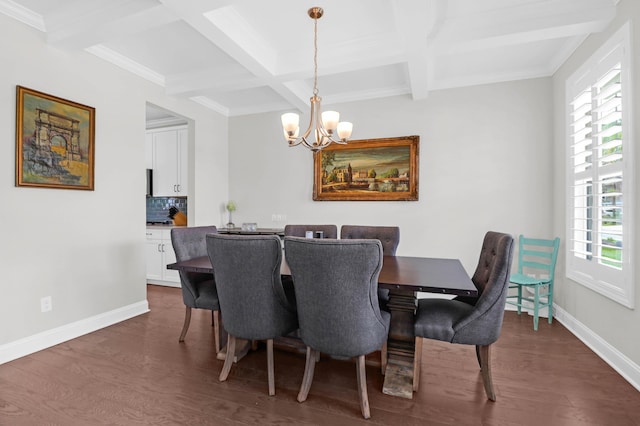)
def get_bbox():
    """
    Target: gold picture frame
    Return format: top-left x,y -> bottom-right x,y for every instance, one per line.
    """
16,86 -> 95,190
313,135 -> 419,201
